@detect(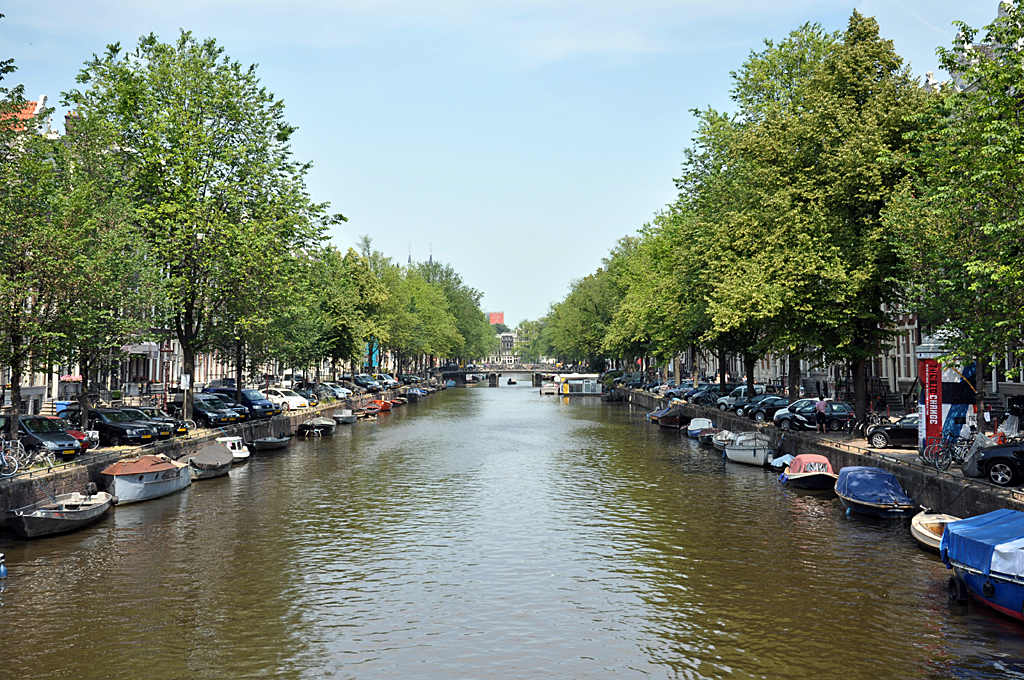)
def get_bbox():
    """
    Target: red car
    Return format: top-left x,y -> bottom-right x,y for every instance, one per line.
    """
44,416 -> 93,452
